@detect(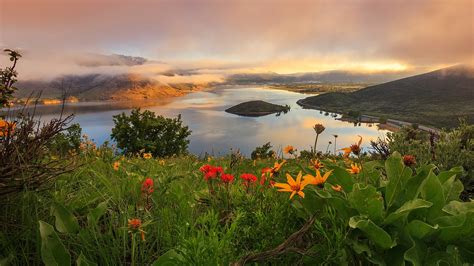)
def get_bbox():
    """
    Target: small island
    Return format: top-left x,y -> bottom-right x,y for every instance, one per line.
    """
225,100 -> 290,117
